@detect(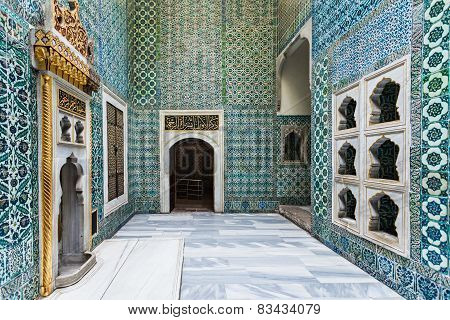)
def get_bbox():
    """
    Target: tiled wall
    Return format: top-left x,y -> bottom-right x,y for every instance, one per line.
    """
127,0 -> 160,212
128,0 -> 280,213
419,0 -> 449,277
275,116 -> 311,206
277,0 -> 311,54
304,0 -> 449,299
0,3 -> 40,299
0,0 -> 133,299
311,0 -> 386,59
